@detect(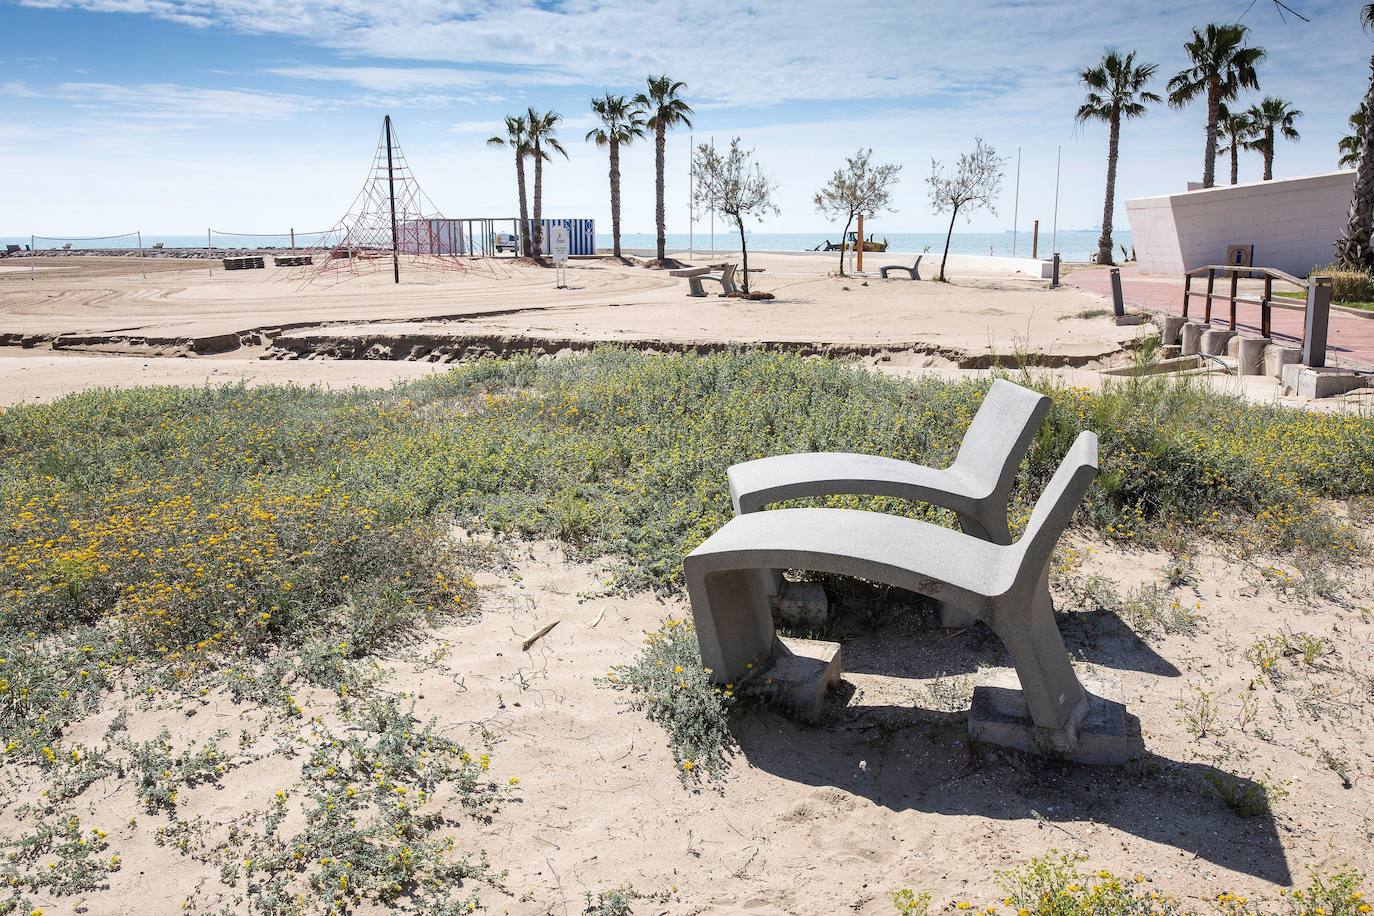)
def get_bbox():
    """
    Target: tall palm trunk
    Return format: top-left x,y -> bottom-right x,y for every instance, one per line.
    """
1229,145 -> 1239,185
515,152 -> 530,258
609,138 -> 623,260
1097,106 -> 1120,265
736,216 -> 750,294
654,124 -> 666,263
1336,54 -> 1374,269
532,139 -> 545,259
1203,77 -> 1220,188
1262,128 -> 1275,180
